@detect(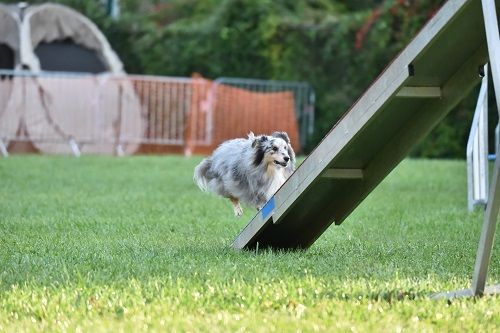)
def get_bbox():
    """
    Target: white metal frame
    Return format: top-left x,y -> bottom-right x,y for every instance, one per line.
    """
467,65 -> 489,211
434,0 -> 500,299
470,0 -> 500,298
